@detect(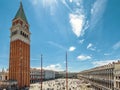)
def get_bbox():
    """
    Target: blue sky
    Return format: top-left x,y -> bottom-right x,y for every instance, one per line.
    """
0,0 -> 120,72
